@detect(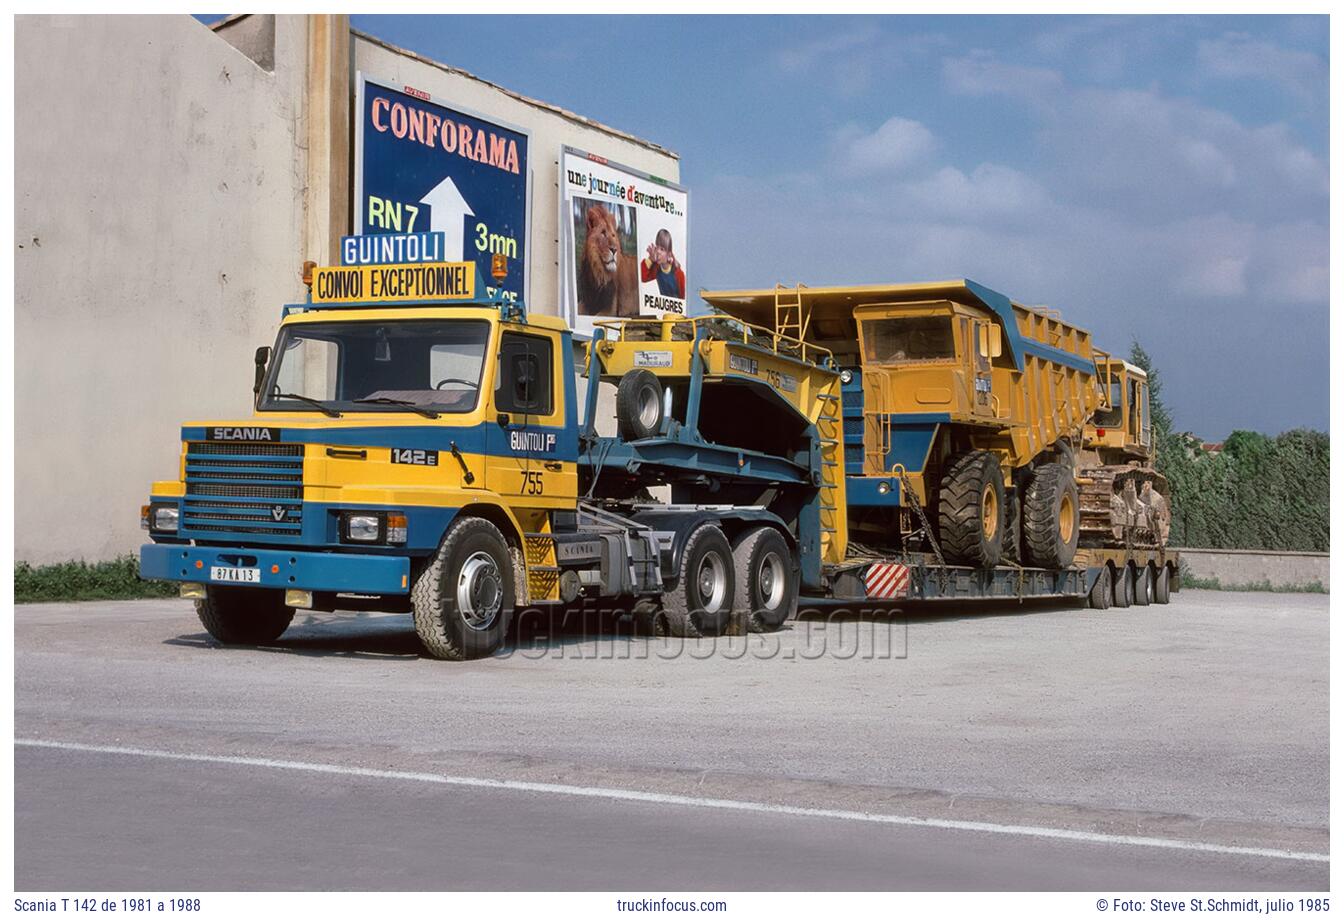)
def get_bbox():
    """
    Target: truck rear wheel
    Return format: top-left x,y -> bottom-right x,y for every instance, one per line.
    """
1112,564 -> 1133,608
616,370 -> 664,441
1087,567 -> 1112,610
1002,488 -> 1021,565
936,451 -> 1004,568
663,524 -> 735,638
731,526 -> 798,633
1022,462 -> 1080,569
412,517 -> 514,660
1153,564 -> 1172,604
195,585 -> 294,645
1133,564 -> 1154,606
